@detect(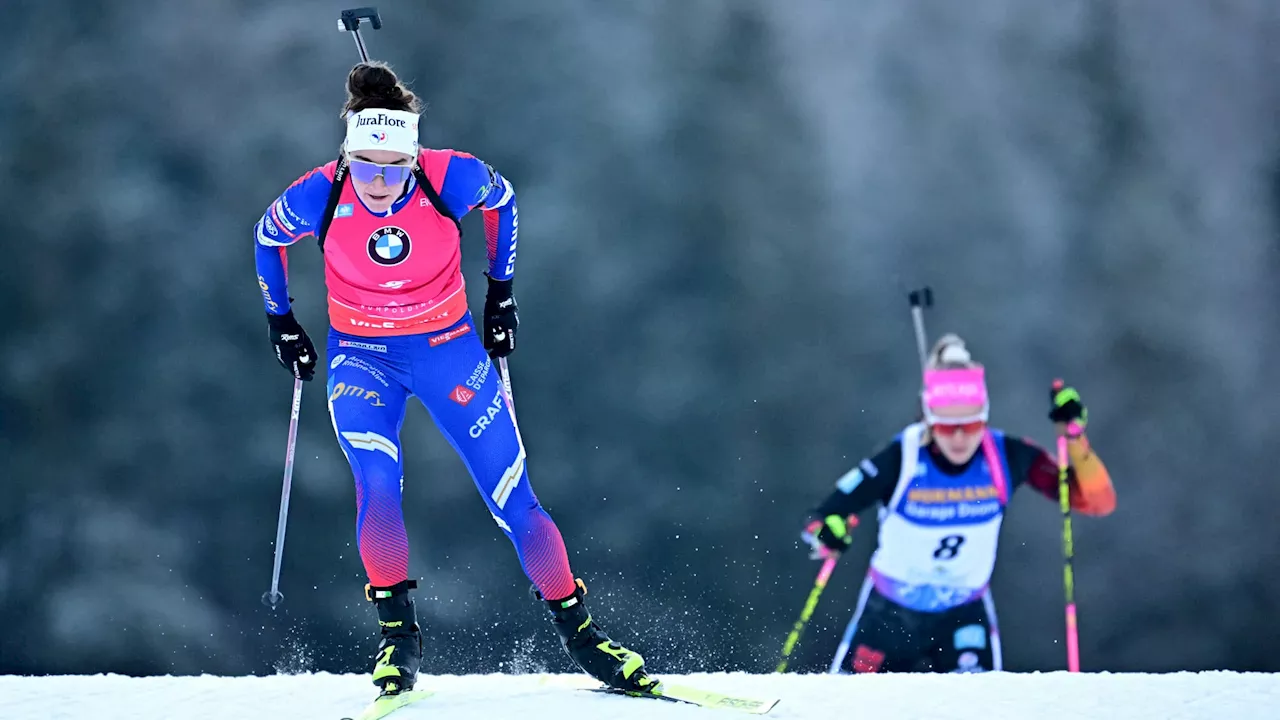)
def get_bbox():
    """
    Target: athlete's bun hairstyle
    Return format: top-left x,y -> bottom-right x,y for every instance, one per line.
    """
926,333 -> 980,370
342,61 -> 422,116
